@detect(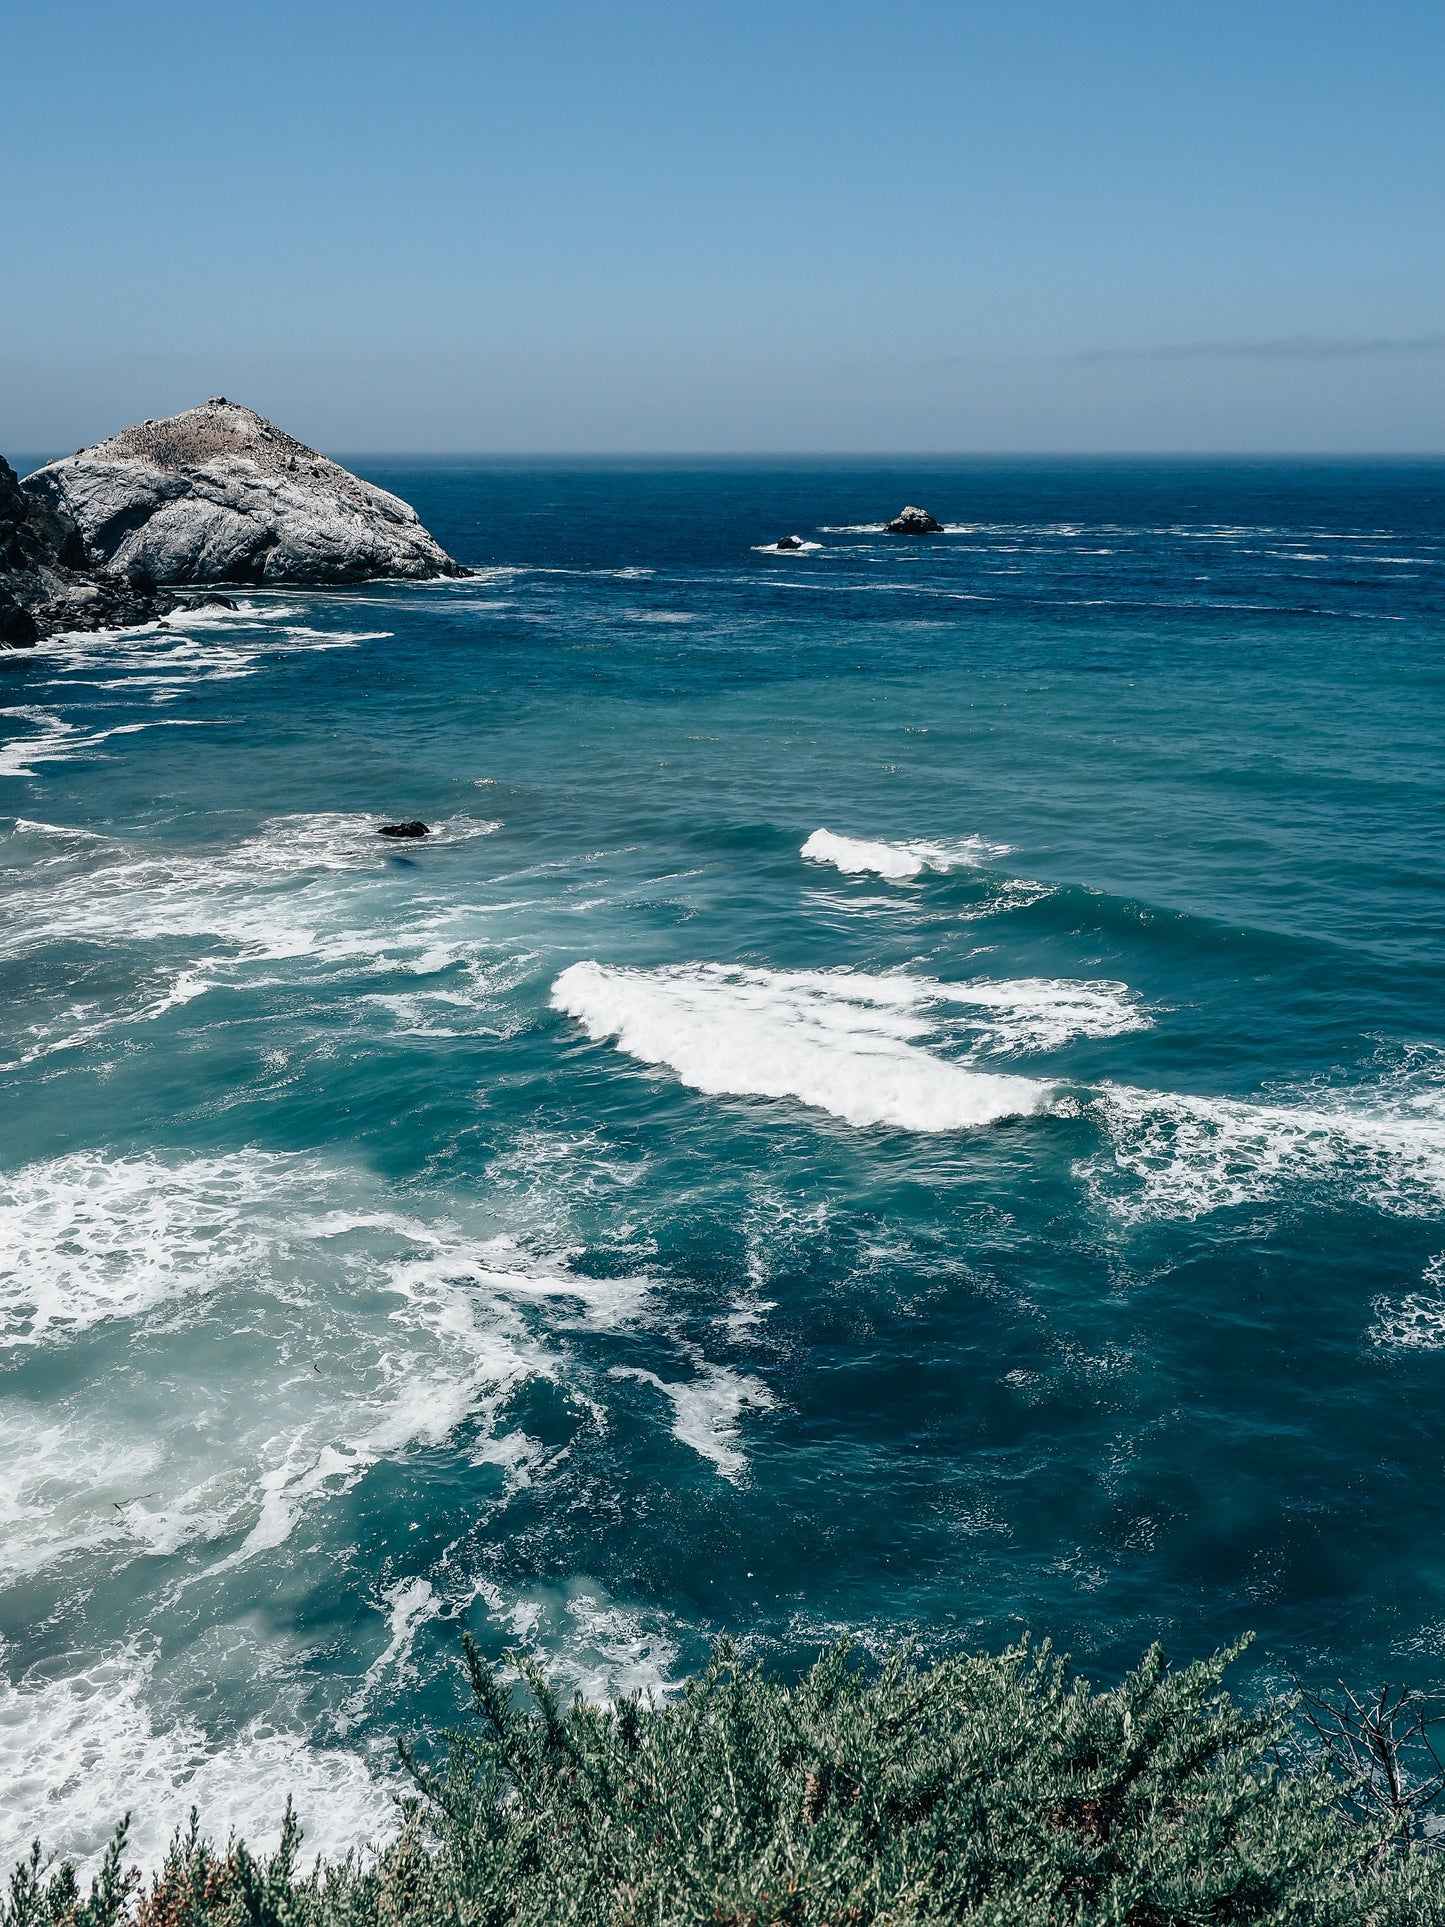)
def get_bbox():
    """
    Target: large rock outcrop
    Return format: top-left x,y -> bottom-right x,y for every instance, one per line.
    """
23,400 -> 467,587
1,455 -> 169,646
